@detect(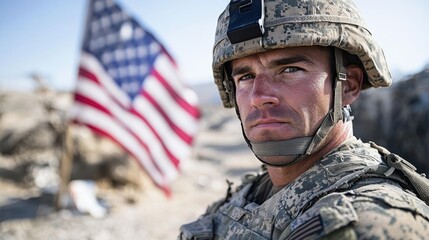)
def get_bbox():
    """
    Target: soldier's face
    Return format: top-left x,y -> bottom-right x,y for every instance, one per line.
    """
230,46 -> 333,144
